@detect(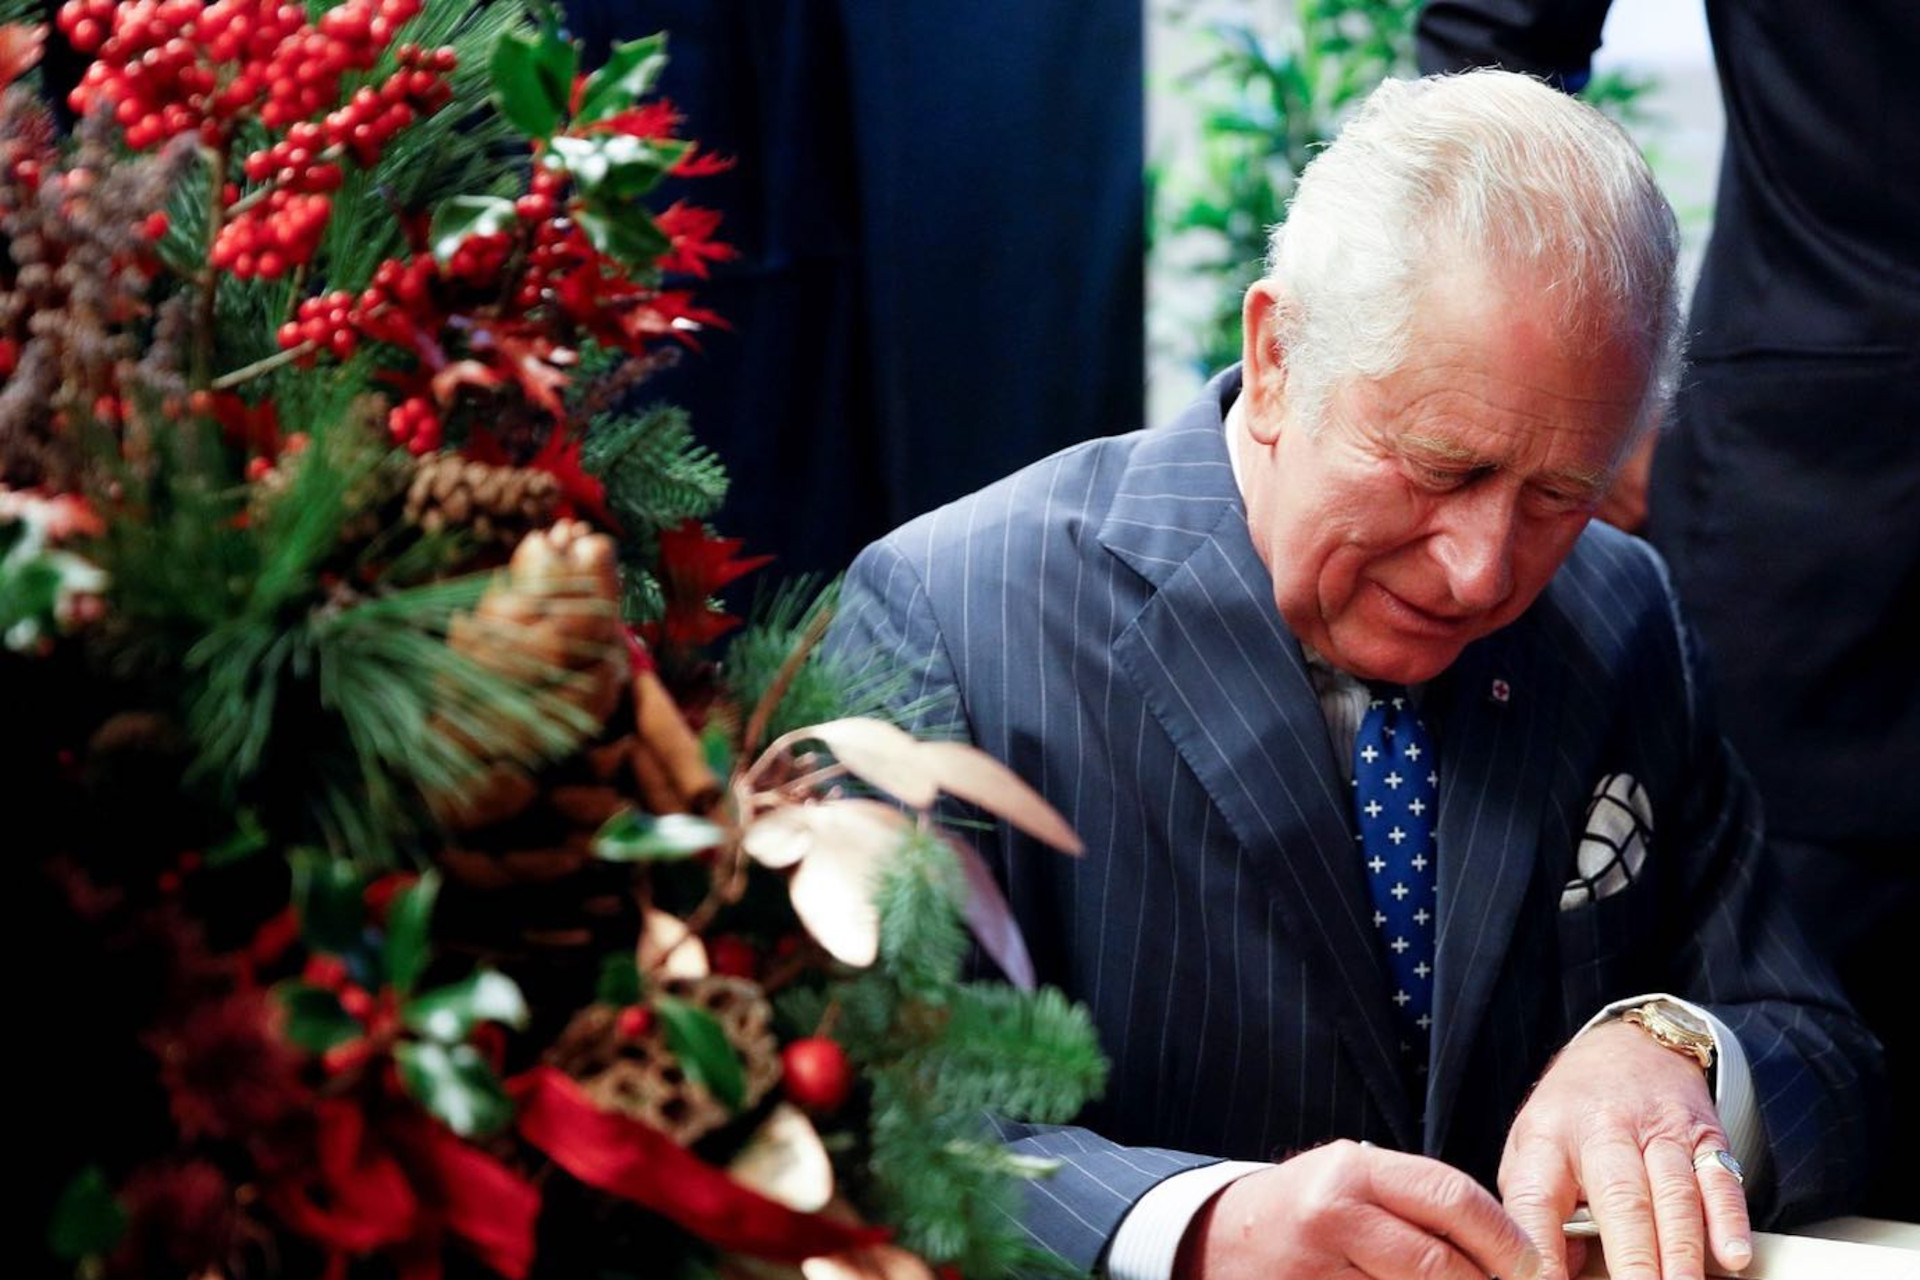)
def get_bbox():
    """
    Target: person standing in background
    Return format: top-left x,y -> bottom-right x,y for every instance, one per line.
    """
1418,0 -> 1920,1218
